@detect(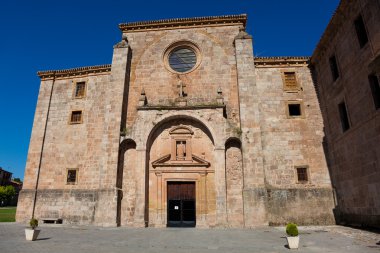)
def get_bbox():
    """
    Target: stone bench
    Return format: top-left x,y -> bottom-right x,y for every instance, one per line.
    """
41,218 -> 62,224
